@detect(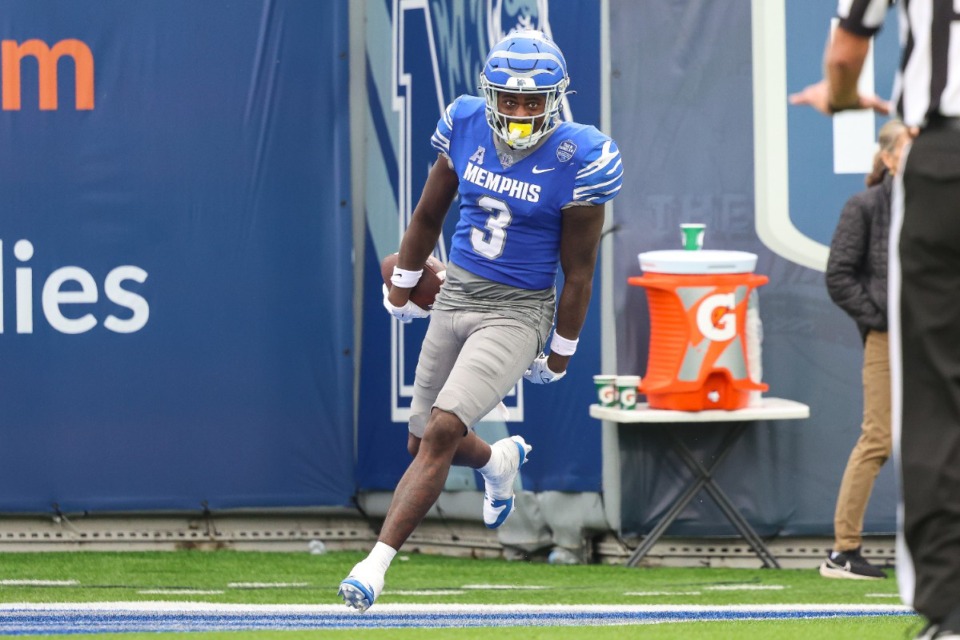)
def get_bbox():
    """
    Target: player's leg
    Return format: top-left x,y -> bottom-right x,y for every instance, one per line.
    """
339,408 -> 465,612
339,309 -> 545,611
373,409 -> 469,548
381,308 -> 517,546
406,309 -> 496,467
408,430 -> 494,467
340,310 -> 496,612
340,311 -> 462,612
411,426 -> 530,527
433,311 -> 547,528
